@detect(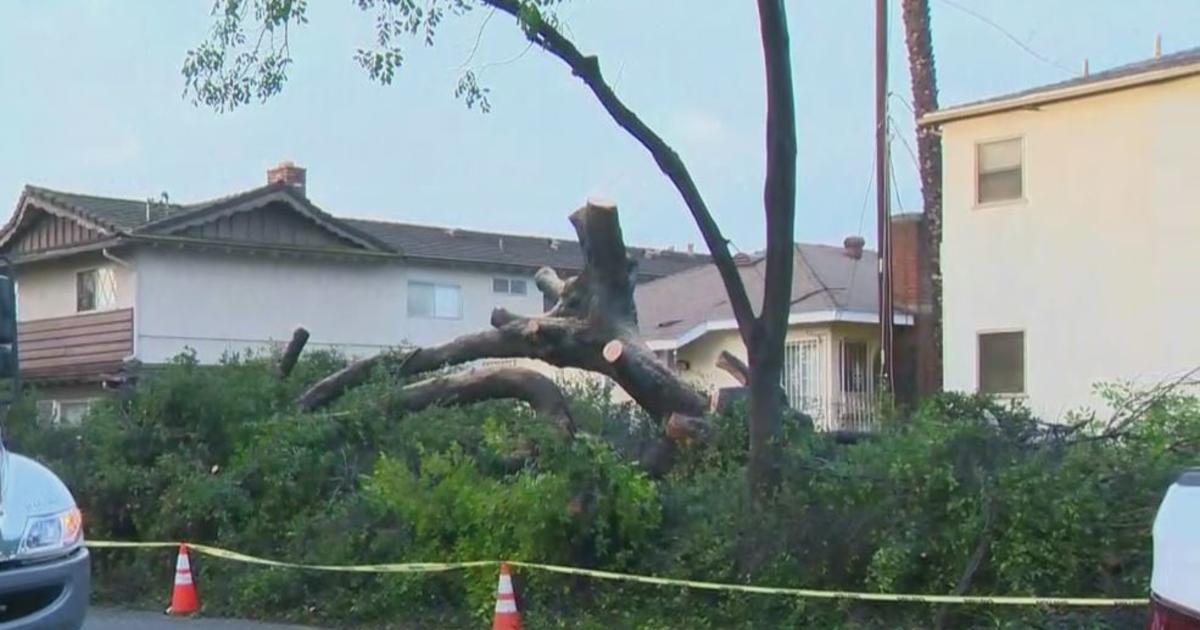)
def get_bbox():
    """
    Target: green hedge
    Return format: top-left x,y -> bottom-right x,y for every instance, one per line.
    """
5,351 -> 1192,628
